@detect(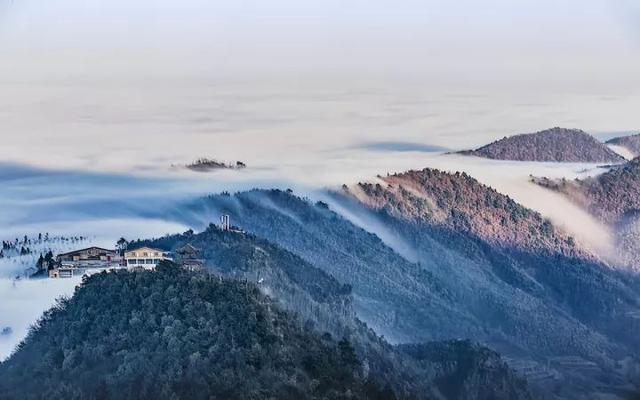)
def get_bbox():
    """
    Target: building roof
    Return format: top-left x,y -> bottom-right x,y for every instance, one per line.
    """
125,246 -> 166,254
57,247 -> 117,257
